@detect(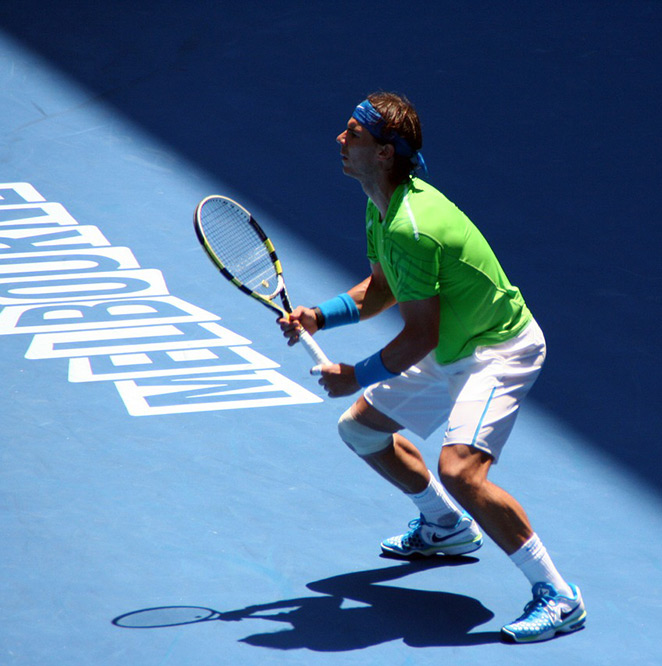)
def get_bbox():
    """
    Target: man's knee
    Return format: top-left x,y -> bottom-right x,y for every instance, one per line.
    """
439,444 -> 492,495
337,408 -> 393,456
